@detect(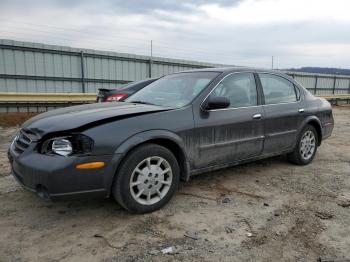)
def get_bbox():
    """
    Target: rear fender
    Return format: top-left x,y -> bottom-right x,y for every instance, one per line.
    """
297,116 -> 322,146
